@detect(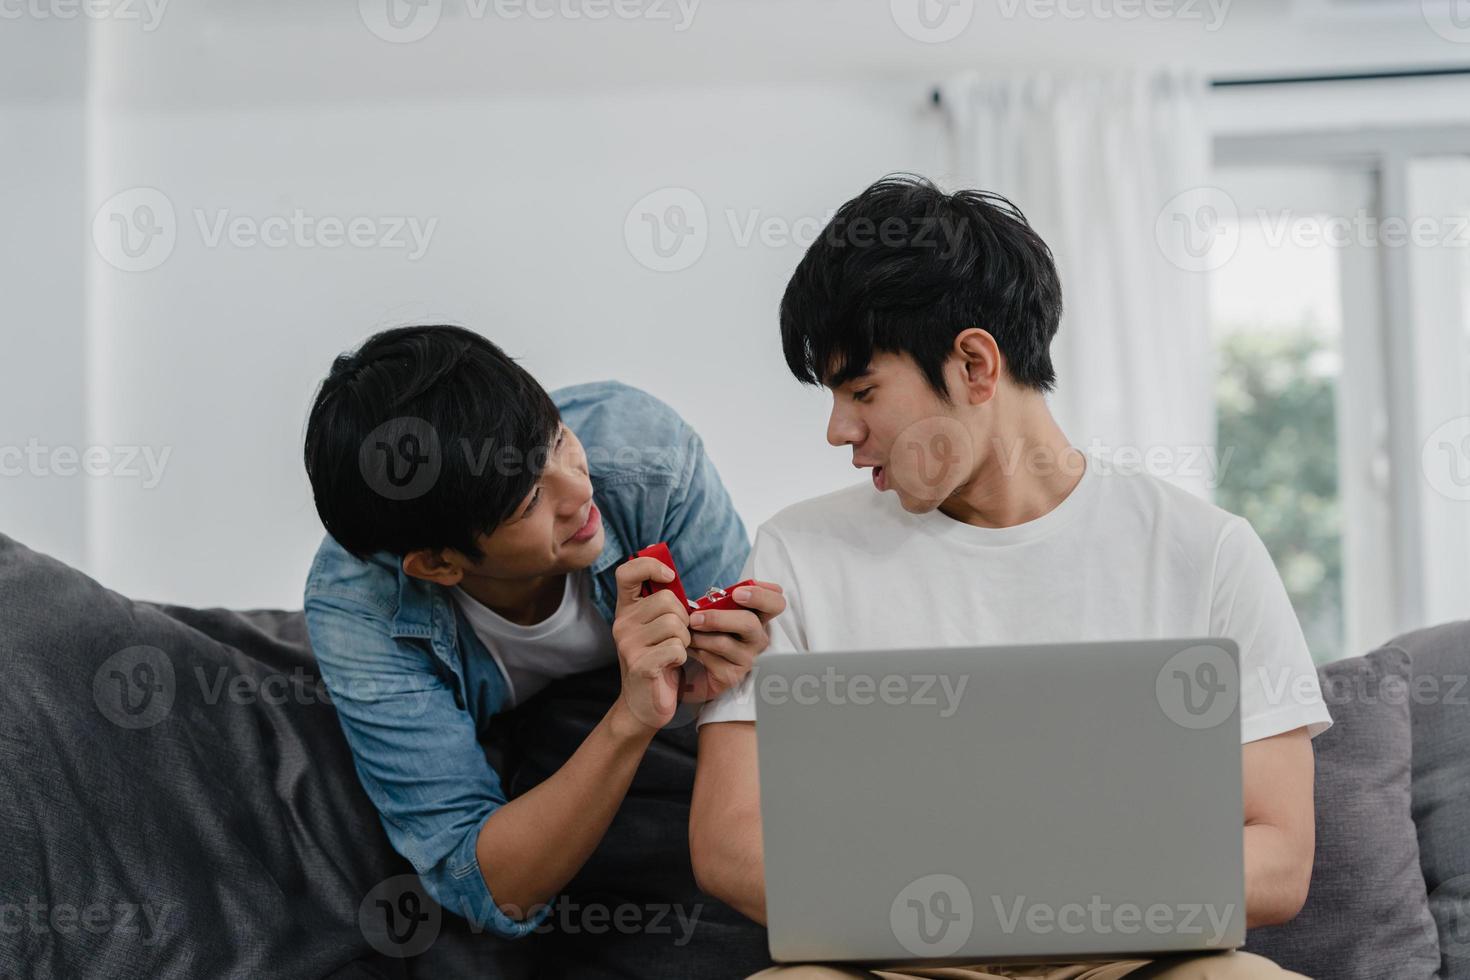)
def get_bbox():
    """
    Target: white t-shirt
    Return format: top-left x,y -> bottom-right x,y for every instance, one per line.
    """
700,462 -> 1333,744
453,570 -> 617,707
